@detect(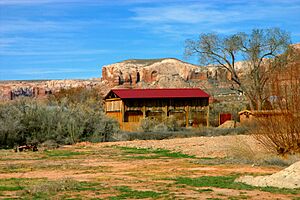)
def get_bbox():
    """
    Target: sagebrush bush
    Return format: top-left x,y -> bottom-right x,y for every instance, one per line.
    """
140,116 -> 181,132
140,117 -> 159,132
0,102 -> 23,148
117,126 -> 246,141
0,87 -> 119,148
